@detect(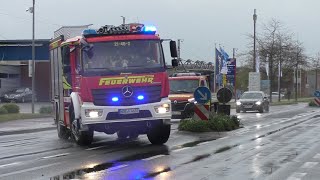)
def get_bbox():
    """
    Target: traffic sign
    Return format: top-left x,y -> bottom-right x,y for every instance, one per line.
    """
194,87 -> 211,104
217,87 -> 232,104
314,90 -> 320,98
